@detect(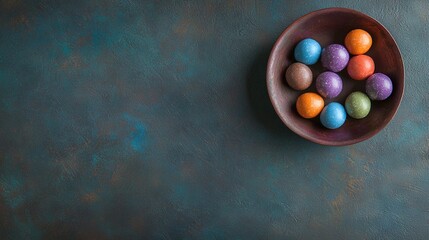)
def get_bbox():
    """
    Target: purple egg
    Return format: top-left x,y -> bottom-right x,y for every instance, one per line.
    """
316,71 -> 343,99
366,73 -> 393,100
321,44 -> 349,72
